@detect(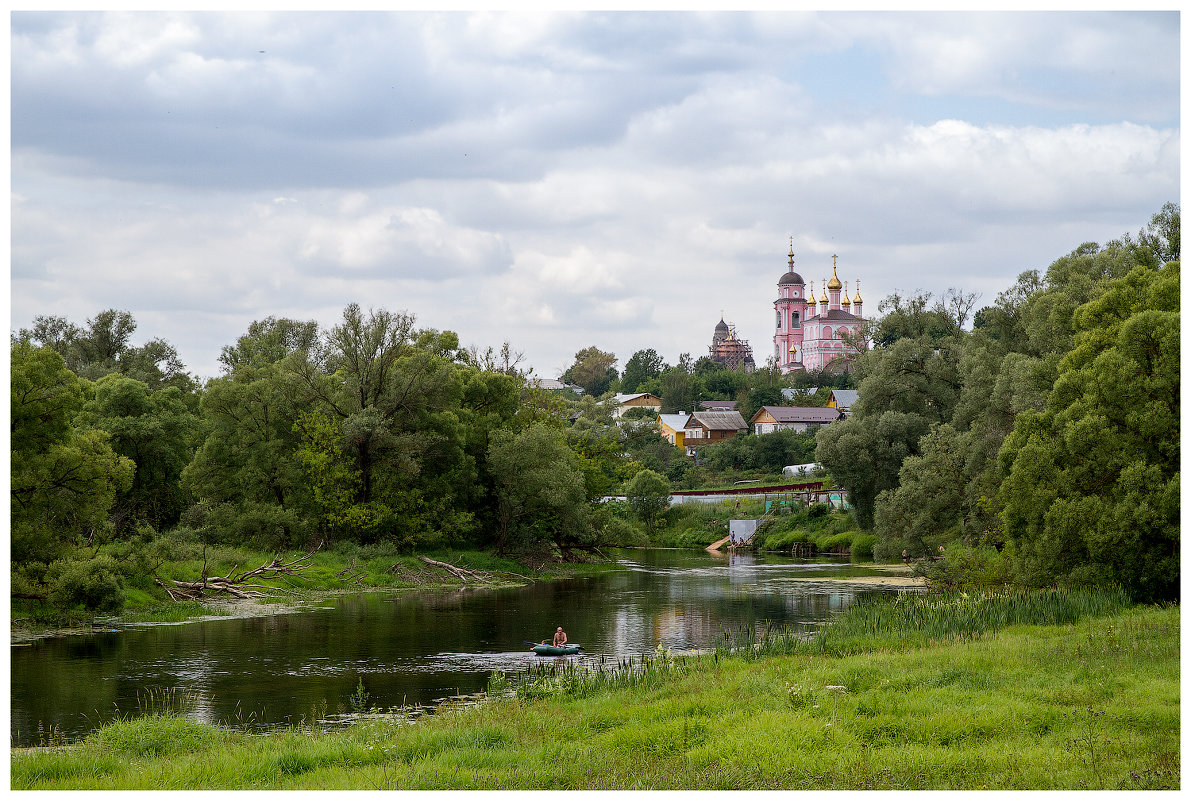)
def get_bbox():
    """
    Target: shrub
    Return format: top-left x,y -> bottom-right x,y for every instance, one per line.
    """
850,533 -> 878,560
45,555 -> 125,614
918,543 -> 1015,591
600,516 -> 649,547
819,531 -> 854,552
